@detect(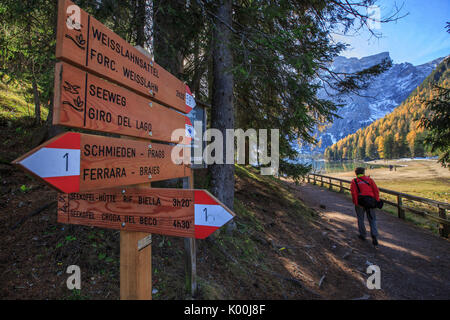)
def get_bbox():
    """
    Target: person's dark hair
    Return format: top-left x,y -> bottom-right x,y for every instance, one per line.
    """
355,167 -> 365,175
